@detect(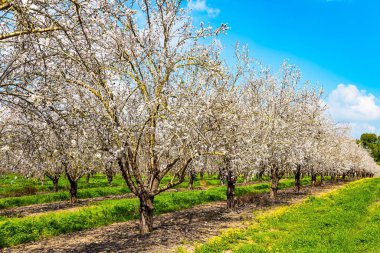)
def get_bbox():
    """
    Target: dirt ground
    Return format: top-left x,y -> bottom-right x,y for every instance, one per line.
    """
2,182 -> 346,253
